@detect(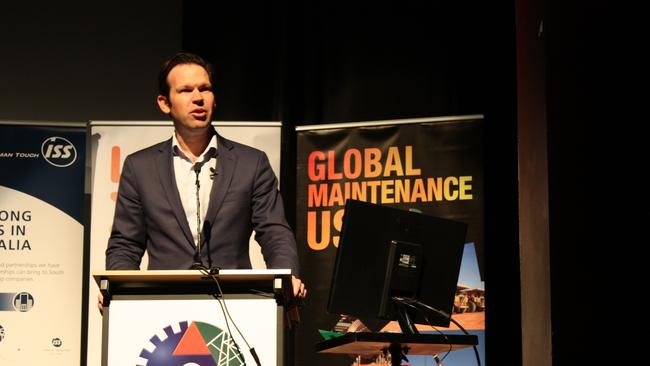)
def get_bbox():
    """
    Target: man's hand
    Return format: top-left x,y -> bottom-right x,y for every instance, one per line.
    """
97,293 -> 104,314
291,275 -> 307,299
287,275 -> 306,325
